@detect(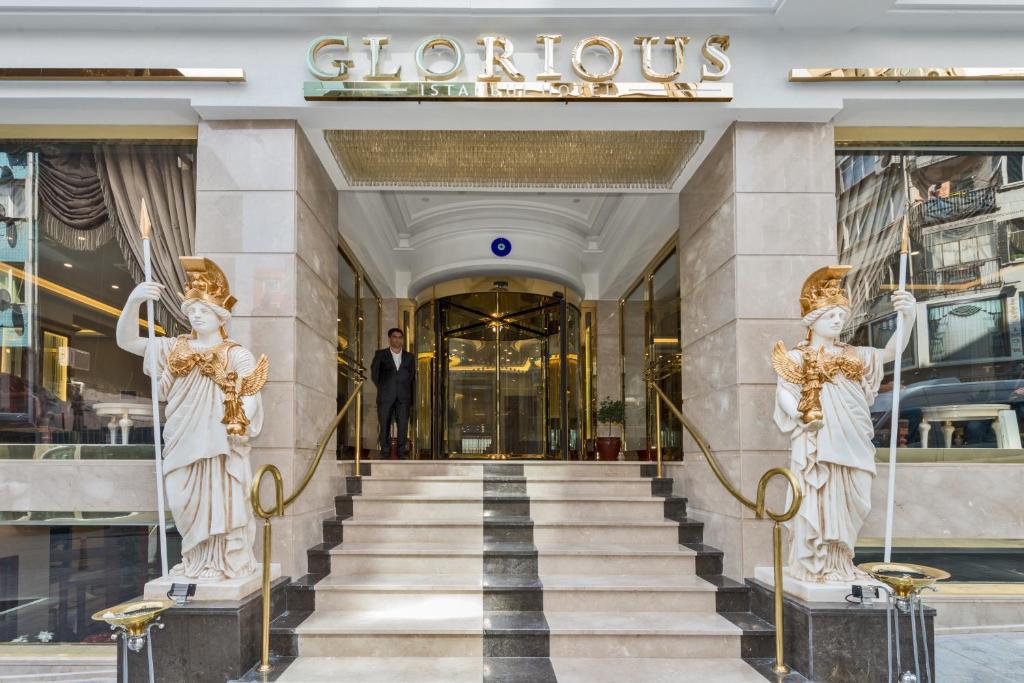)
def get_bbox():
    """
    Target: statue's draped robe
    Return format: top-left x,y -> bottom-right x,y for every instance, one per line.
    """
774,344 -> 884,582
146,337 -> 263,579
